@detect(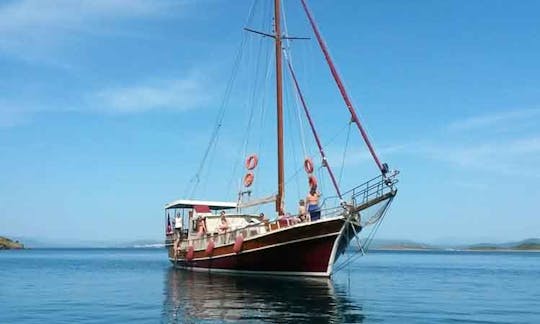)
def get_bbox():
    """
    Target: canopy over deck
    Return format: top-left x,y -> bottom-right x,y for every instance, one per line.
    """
165,199 -> 237,210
